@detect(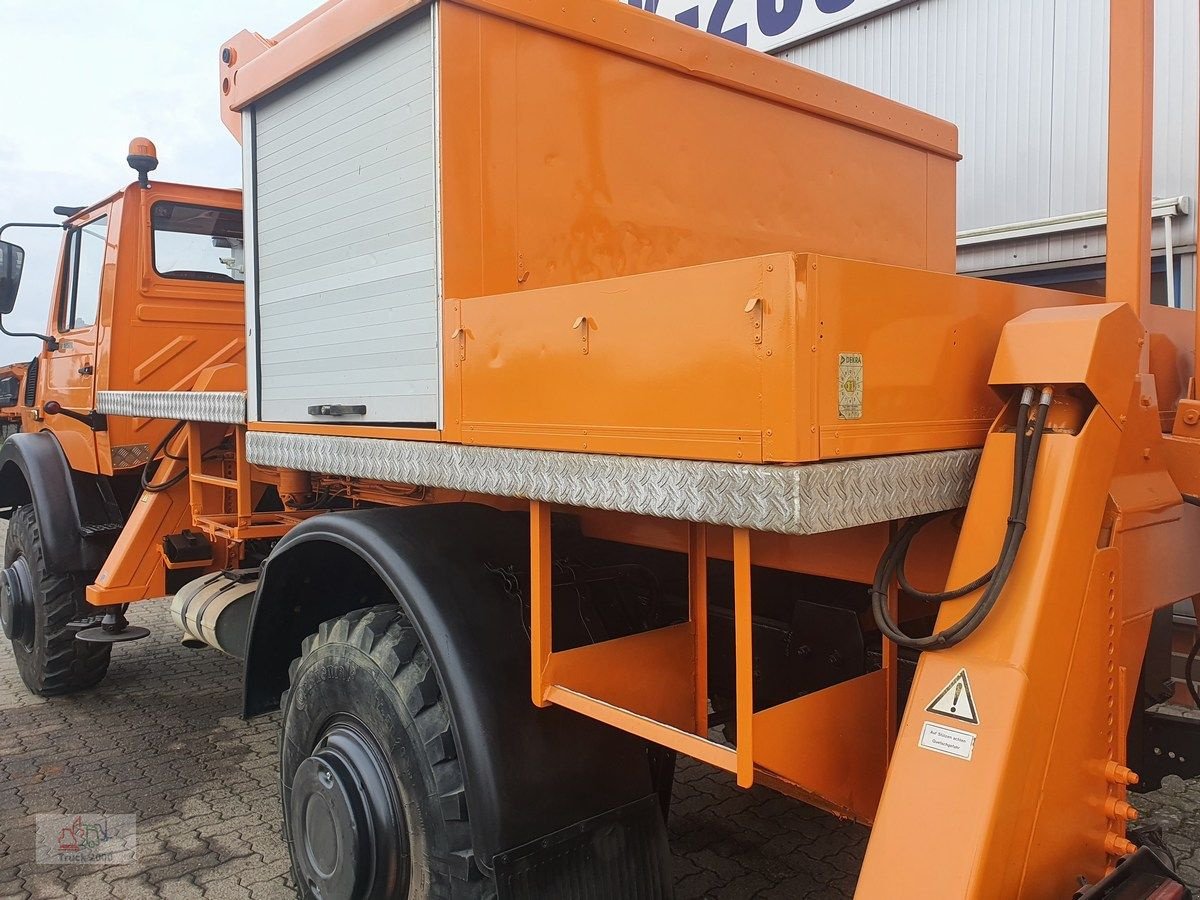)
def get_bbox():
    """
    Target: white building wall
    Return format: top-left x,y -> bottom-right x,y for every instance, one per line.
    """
777,0 -> 1198,286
